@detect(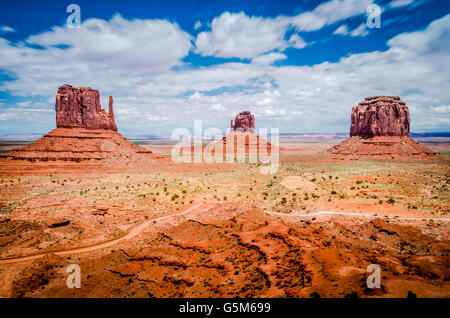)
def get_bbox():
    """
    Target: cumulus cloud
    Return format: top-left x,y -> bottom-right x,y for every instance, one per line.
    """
288,34 -> 307,49
0,14 -> 192,97
195,12 -> 289,59
251,52 -> 287,65
194,20 -> 202,30
350,23 -> 369,37
195,0 -> 374,59
0,13 -> 449,134
333,25 -> 349,35
290,0 -> 373,31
